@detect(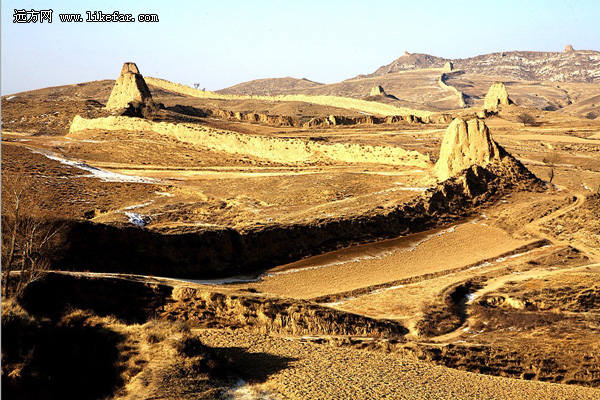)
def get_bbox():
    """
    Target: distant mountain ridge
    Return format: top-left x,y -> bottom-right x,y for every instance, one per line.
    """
366,48 -> 600,83
214,47 -> 600,116
363,52 -> 448,76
